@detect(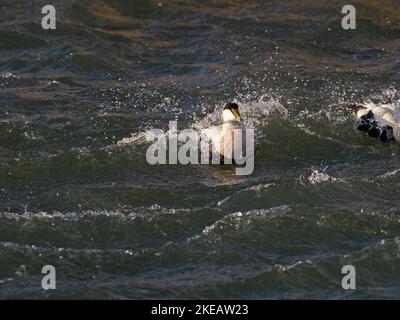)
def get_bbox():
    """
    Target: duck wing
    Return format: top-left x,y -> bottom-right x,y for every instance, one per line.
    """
356,107 -> 396,142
